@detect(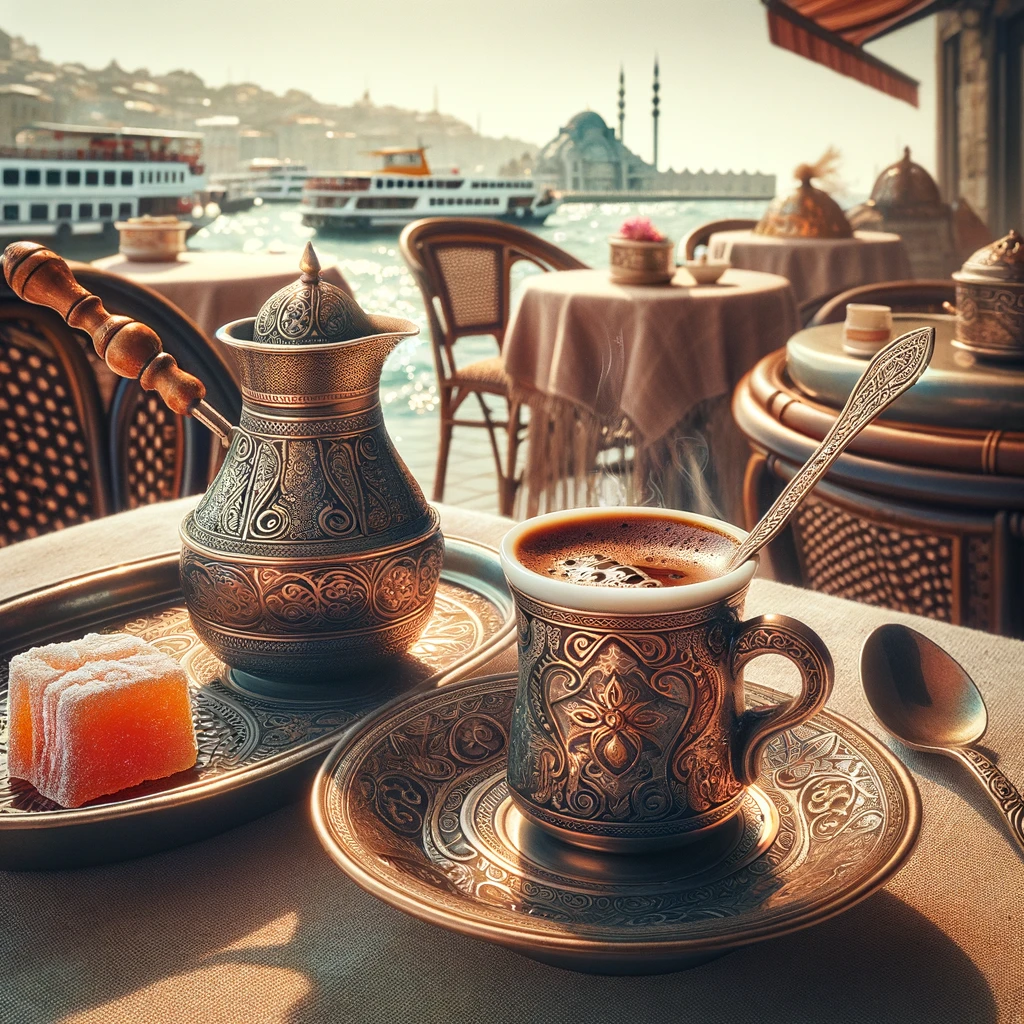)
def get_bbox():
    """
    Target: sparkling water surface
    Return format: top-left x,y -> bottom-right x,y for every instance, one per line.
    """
188,200 -> 769,429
